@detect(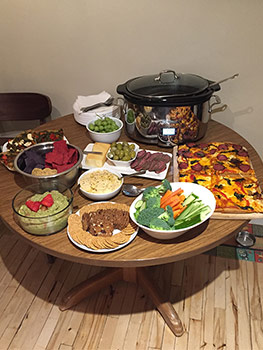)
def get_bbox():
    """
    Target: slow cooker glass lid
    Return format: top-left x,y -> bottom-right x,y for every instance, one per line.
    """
126,70 -> 209,98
